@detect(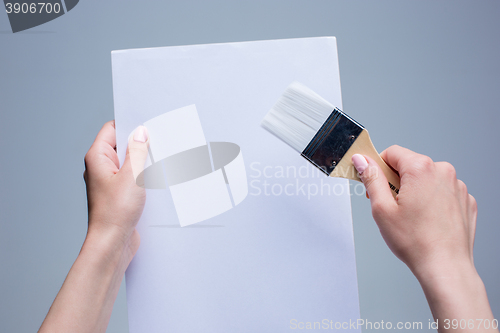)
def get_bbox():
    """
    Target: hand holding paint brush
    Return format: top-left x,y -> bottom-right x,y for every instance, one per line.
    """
262,82 -> 498,333
351,146 -> 496,333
